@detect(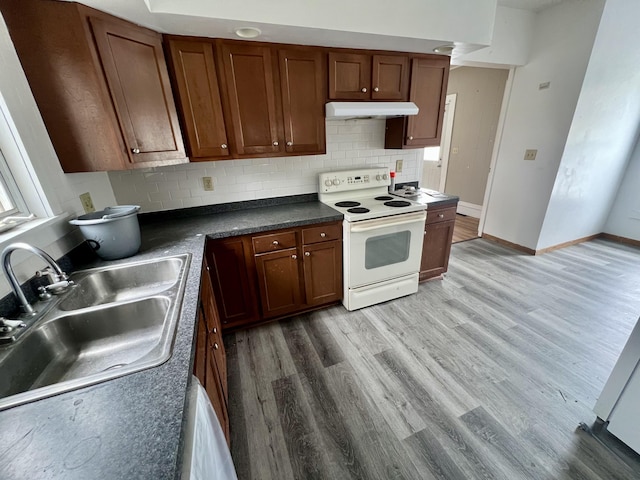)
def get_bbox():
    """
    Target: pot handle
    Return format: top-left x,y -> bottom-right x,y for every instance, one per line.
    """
101,205 -> 140,220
